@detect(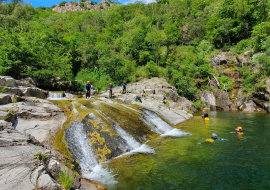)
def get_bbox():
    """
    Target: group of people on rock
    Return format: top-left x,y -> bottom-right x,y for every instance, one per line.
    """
85,81 -> 168,104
